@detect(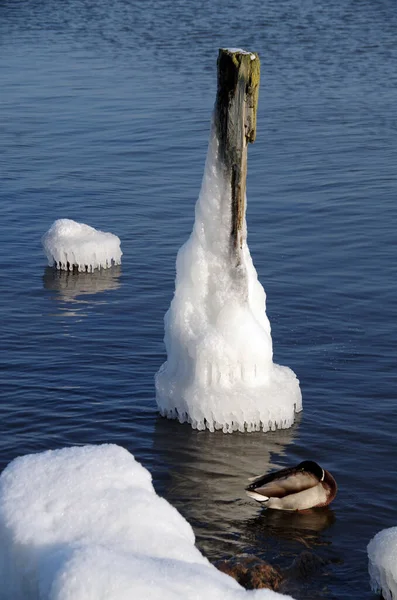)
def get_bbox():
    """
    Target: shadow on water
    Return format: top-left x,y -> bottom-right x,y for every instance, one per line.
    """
152,414 -> 343,598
